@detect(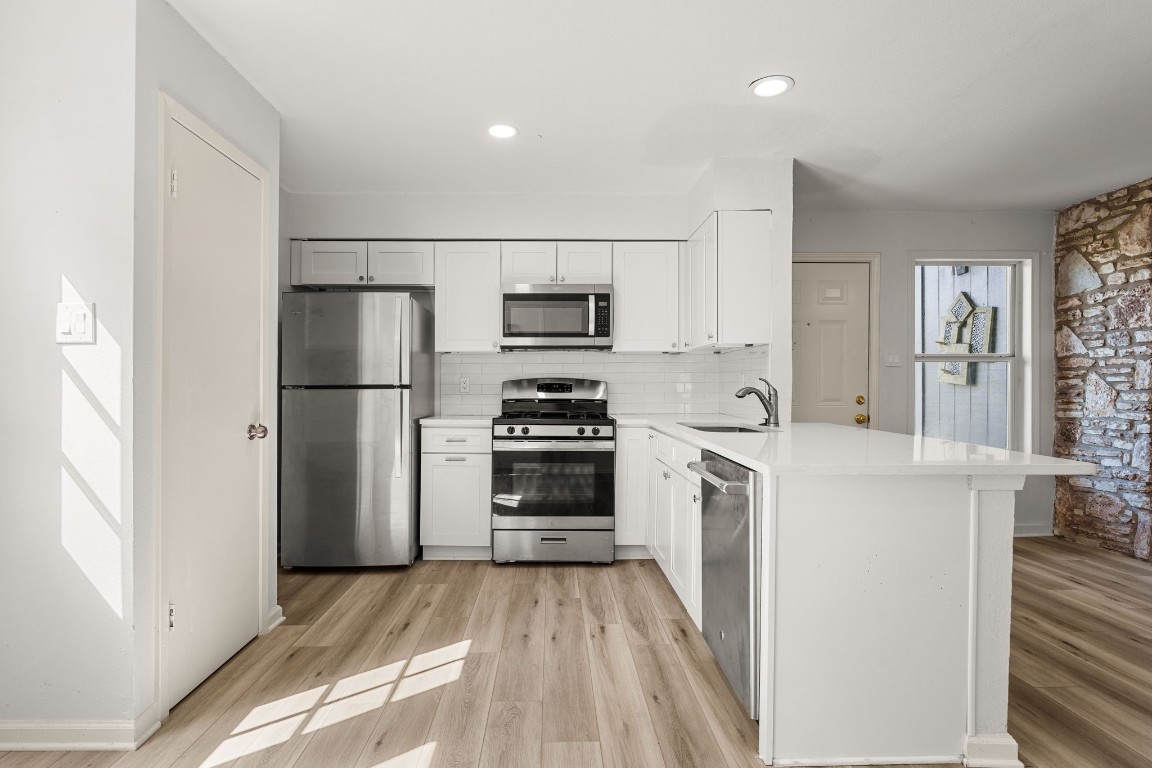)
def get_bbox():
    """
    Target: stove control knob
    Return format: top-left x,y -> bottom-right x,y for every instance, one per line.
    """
577,427 -> 586,435
521,426 -> 530,435
506,426 -> 515,435
591,427 -> 600,436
